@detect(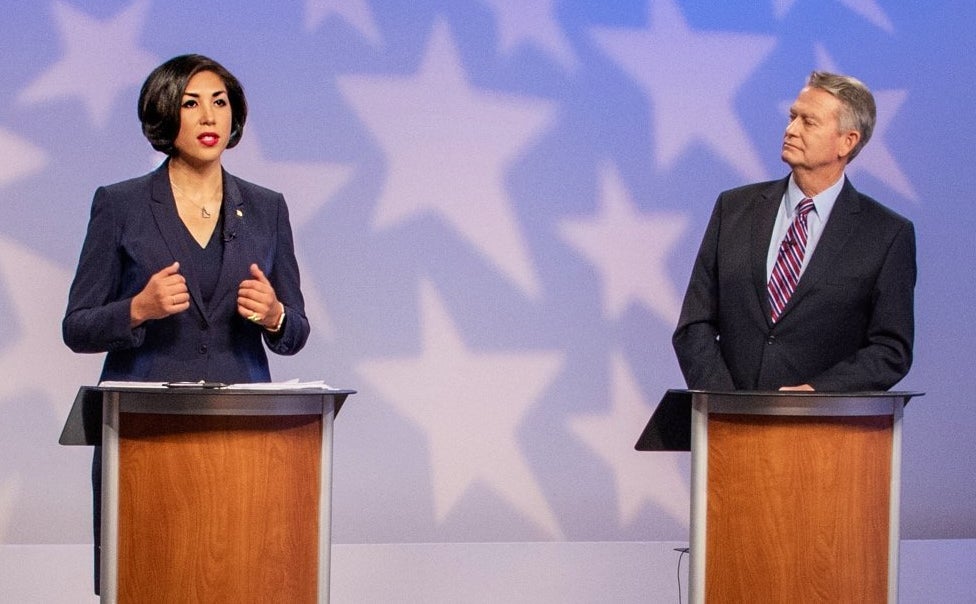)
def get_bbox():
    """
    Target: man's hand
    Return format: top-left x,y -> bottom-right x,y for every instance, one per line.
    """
779,384 -> 815,391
